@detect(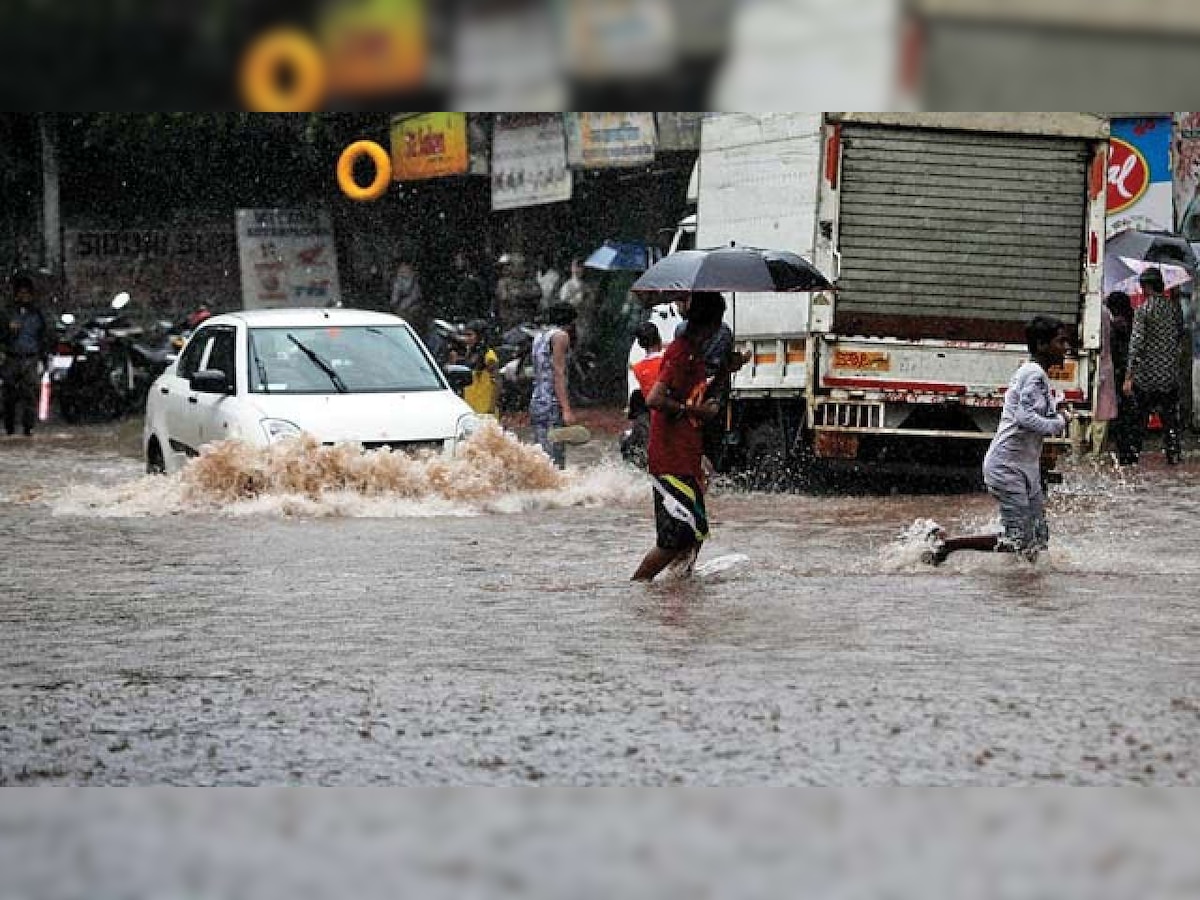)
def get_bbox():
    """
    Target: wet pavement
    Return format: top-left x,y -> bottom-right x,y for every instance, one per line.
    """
1,418 -> 1199,785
